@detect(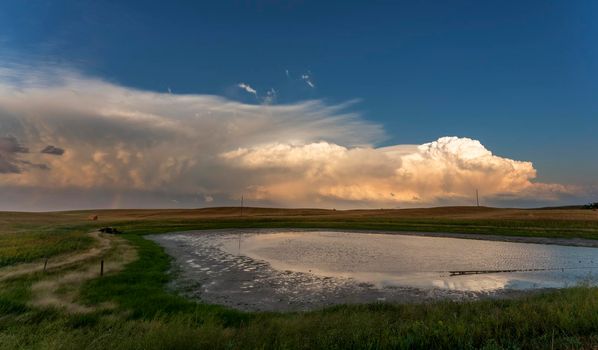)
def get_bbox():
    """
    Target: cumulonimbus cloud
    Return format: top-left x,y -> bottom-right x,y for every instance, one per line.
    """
0,64 -> 579,209
220,137 -> 573,204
